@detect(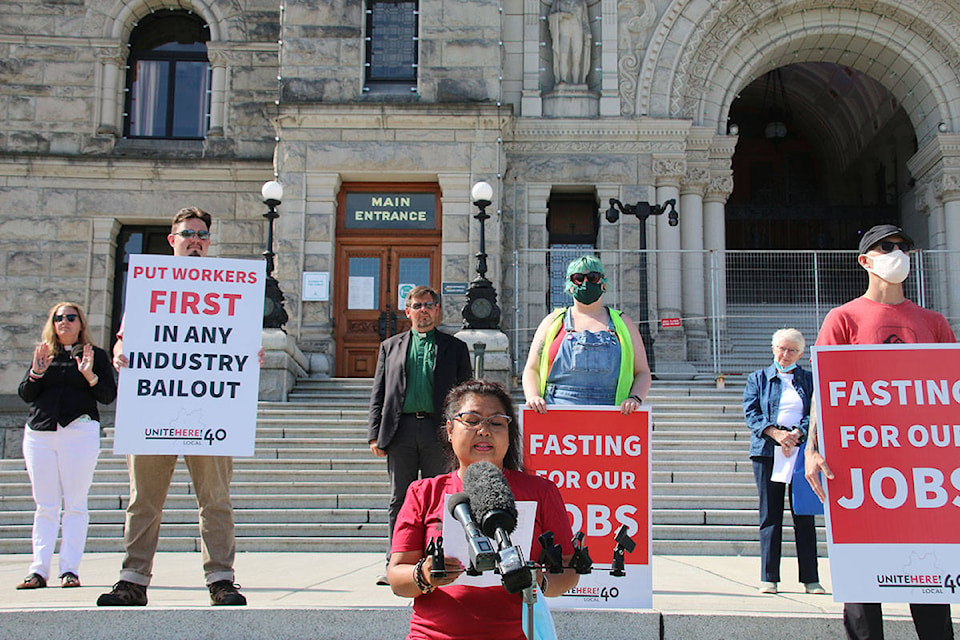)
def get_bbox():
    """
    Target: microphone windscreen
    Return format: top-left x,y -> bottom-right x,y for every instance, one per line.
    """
463,461 -> 518,532
447,492 -> 471,516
